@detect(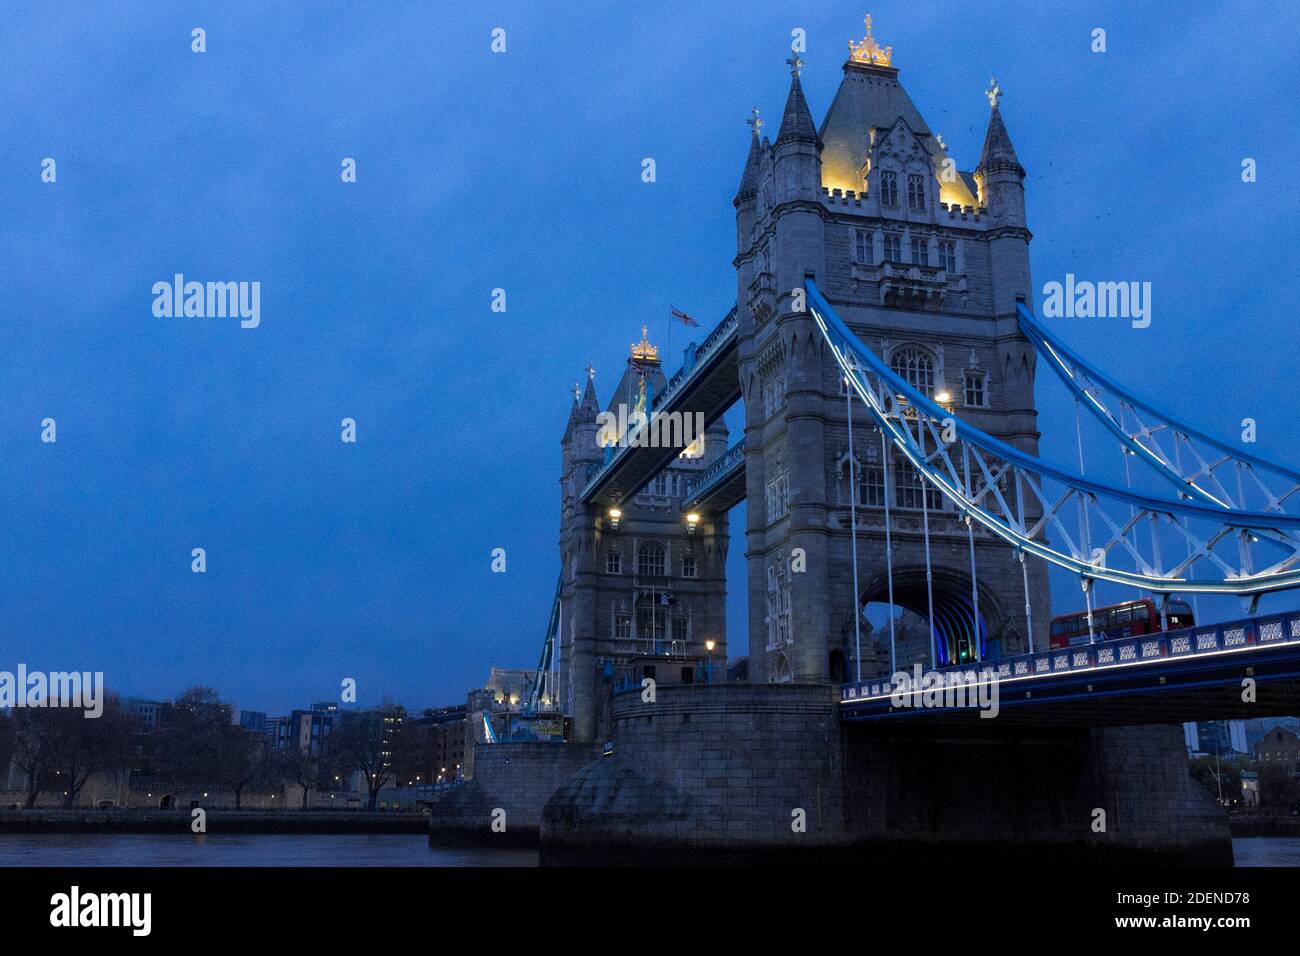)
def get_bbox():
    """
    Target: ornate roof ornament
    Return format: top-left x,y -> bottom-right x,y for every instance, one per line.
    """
848,14 -> 892,67
630,325 -> 659,363
986,76 -> 1003,109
